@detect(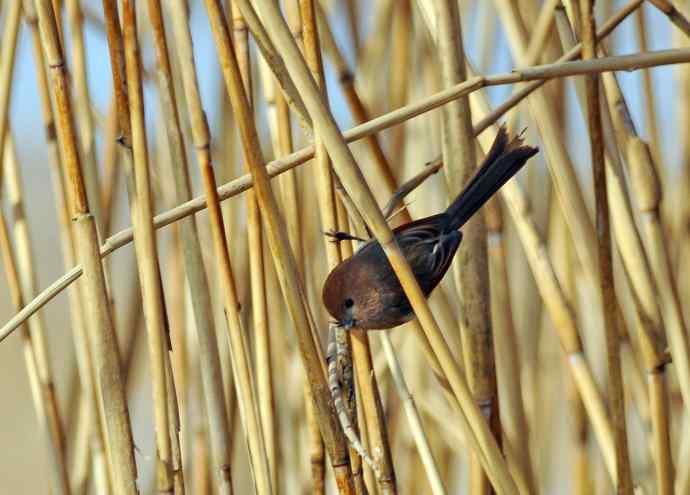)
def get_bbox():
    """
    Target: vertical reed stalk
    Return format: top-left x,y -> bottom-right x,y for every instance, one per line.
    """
434,1 -> 500,493
144,12 -> 231,485
65,0 -> 103,228
33,0 -> 138,491
121,1 -> 175,490
485,200 -> 537,495
579,2 -> 633,492
231,5 -> 278,490
0,0 -> 21,177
